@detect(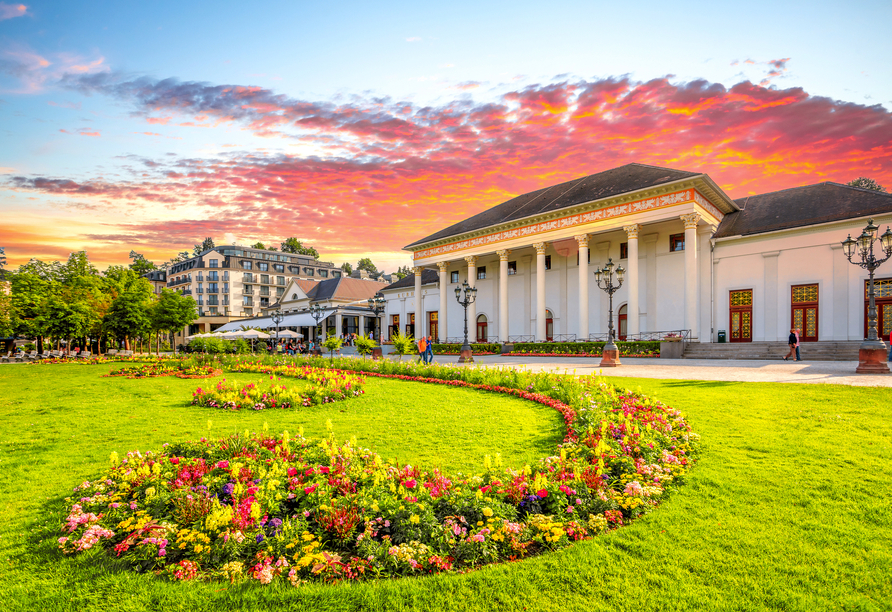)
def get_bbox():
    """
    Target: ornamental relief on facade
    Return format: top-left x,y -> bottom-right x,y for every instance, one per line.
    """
413,188 -> 702,260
